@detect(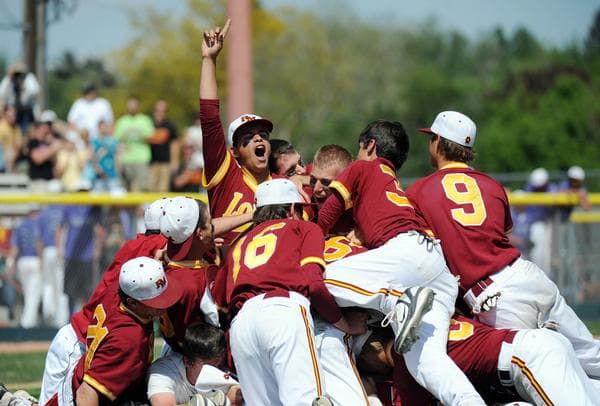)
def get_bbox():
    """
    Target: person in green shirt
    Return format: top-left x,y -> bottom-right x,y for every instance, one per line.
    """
114,96 -> 154,191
